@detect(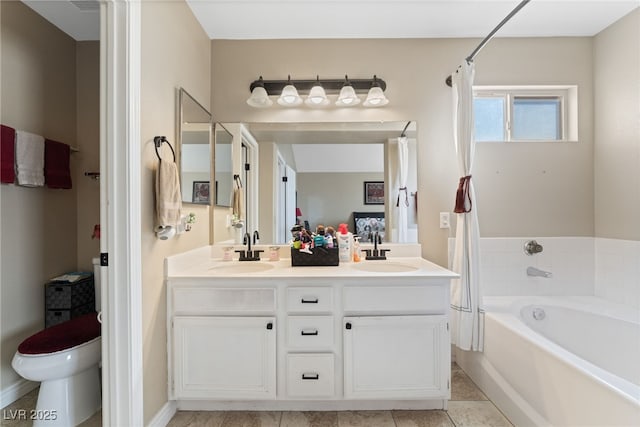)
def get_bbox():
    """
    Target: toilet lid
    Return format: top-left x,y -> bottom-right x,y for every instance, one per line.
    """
18,312 -> 101,355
